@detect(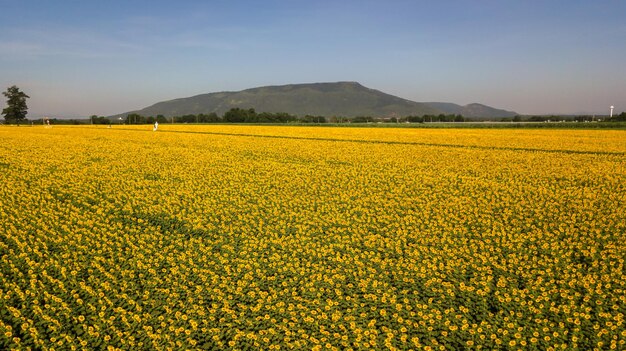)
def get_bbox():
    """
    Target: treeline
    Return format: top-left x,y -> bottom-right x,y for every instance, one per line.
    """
505,112 -> 626,123
603,112 -> 625,122
10,110 -> 626,125
115,110 -> 468,124
116,109 -> 309,124
27,118 -> 88,125
115,111 -> 626,124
